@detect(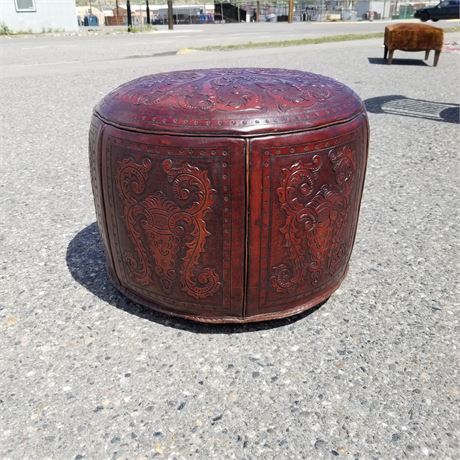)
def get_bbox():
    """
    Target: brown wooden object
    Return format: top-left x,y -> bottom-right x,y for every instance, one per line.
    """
89,68 -> 369,323
384,23 -> 444,66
